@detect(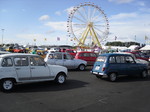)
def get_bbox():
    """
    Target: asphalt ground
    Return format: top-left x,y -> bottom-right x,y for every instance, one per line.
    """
0,66 -> 150,112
